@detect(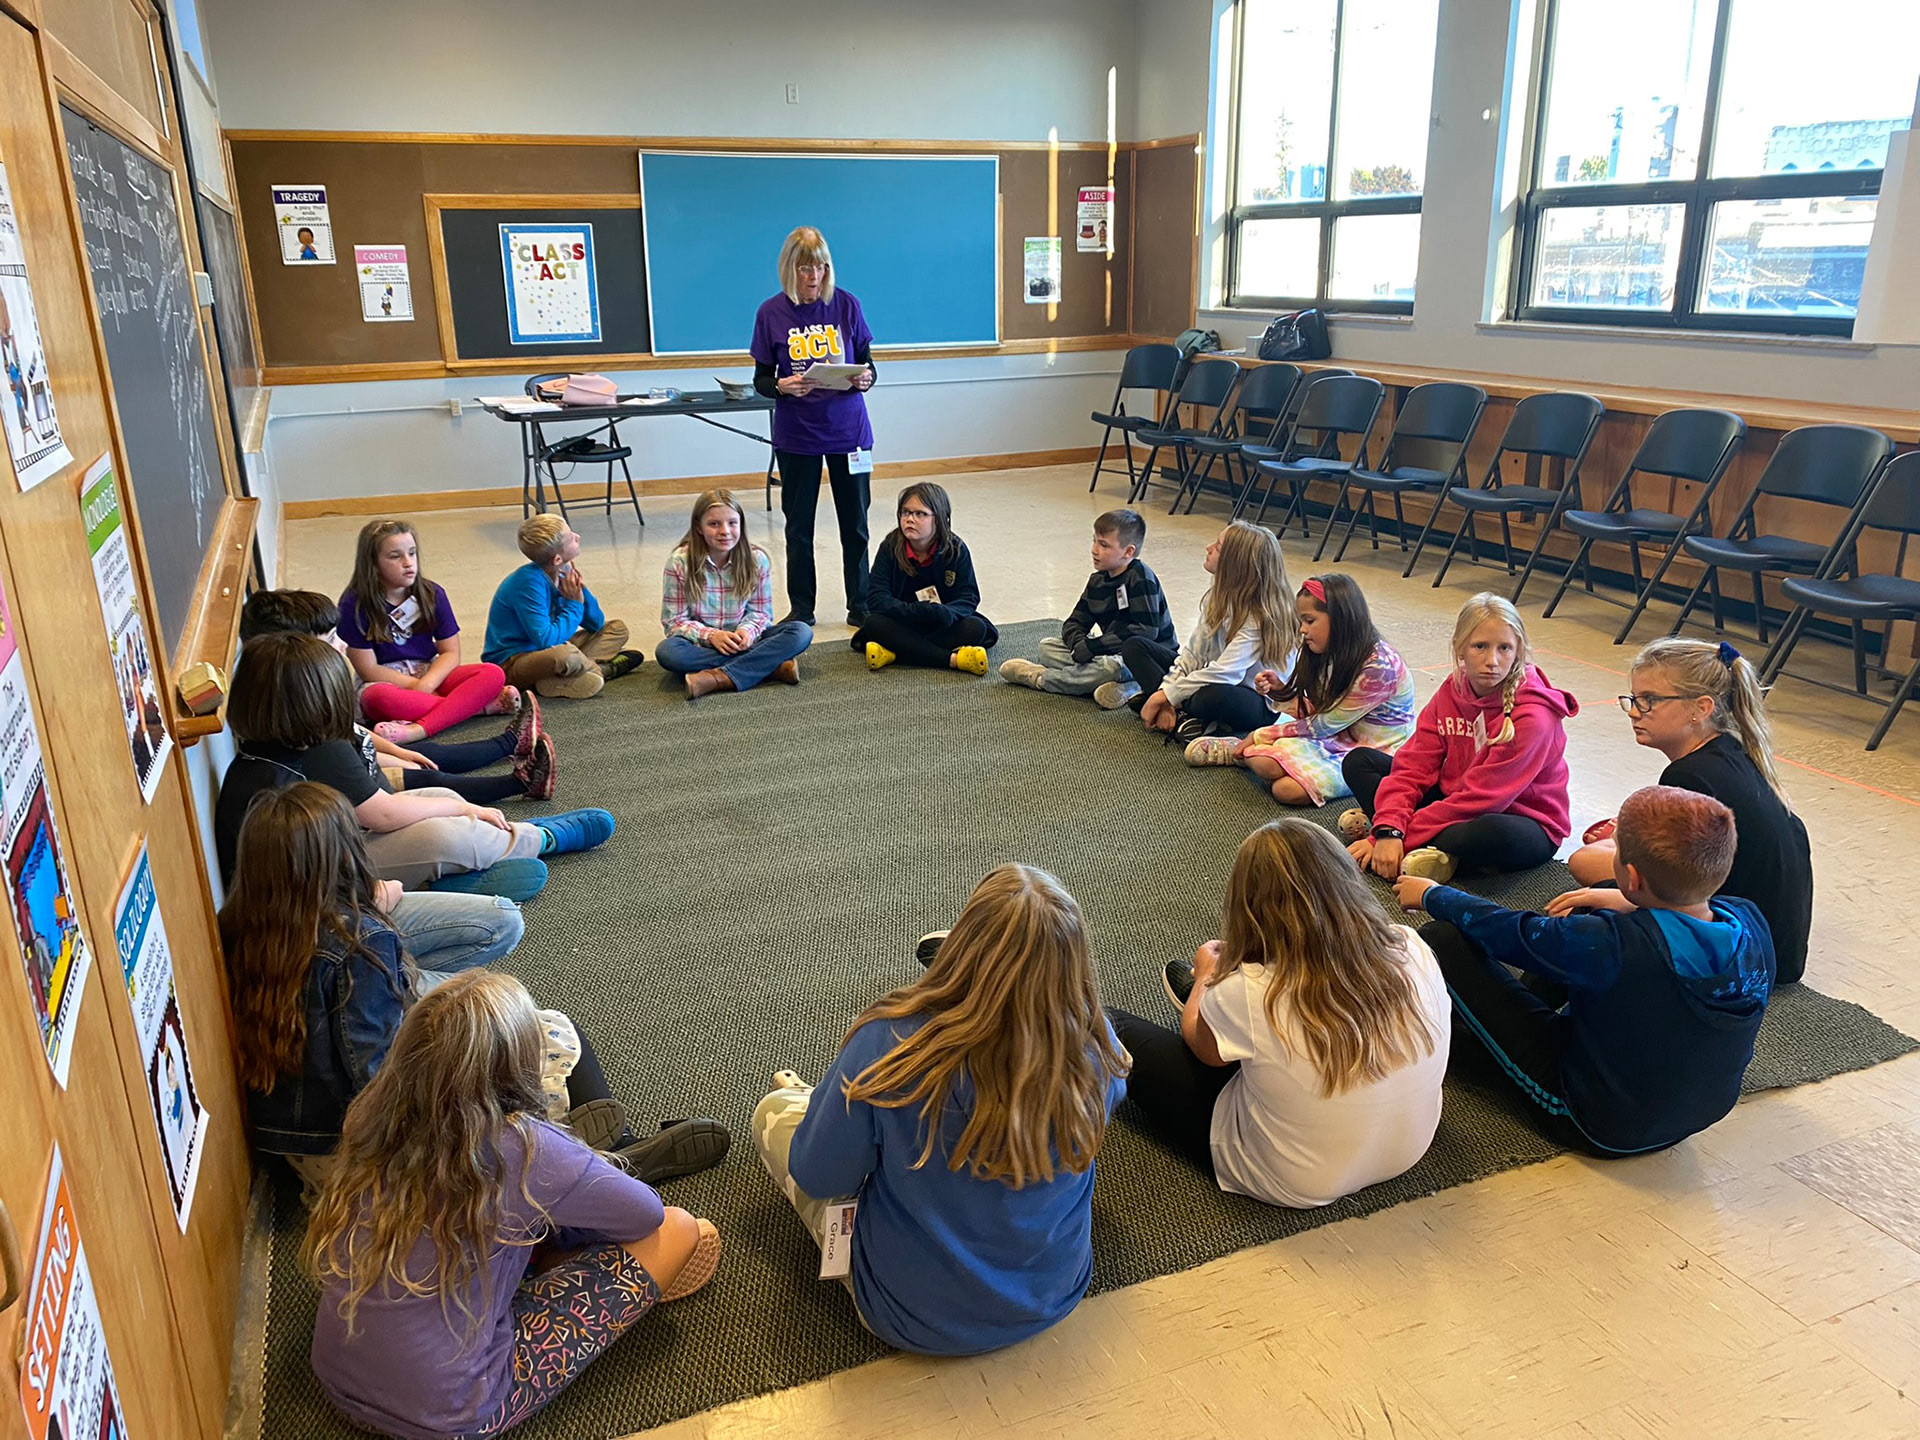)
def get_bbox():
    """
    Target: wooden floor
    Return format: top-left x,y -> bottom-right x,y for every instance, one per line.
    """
283,463 -> 1920,1440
